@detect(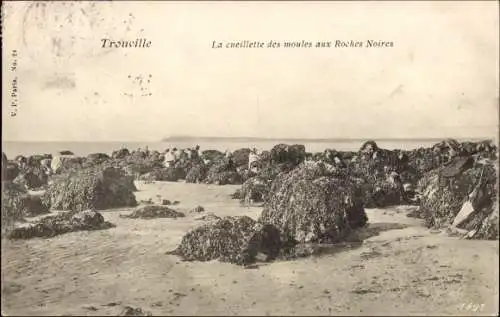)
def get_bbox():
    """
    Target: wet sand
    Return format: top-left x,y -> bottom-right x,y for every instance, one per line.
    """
2,181 -> 499,316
